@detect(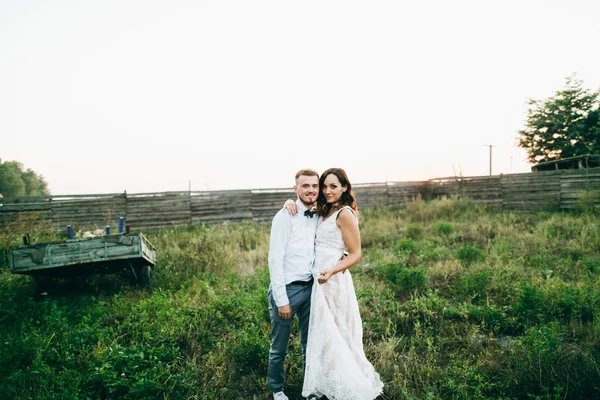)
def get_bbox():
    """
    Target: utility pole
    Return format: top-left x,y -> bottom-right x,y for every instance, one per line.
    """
484,145 -> 494,175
